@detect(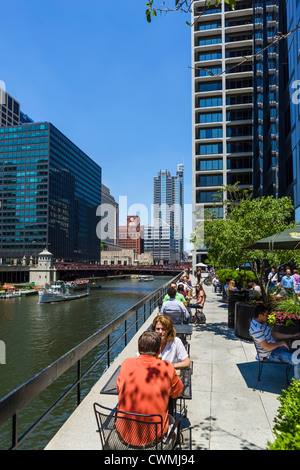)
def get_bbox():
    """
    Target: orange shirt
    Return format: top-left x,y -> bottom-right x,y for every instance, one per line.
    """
116,355 -> 183,446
